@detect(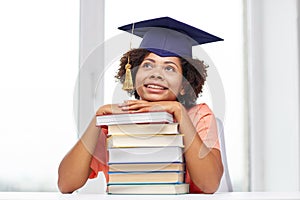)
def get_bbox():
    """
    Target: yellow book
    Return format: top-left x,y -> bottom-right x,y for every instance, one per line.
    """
108,123 -> 179,136
109,162 -> 184,172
